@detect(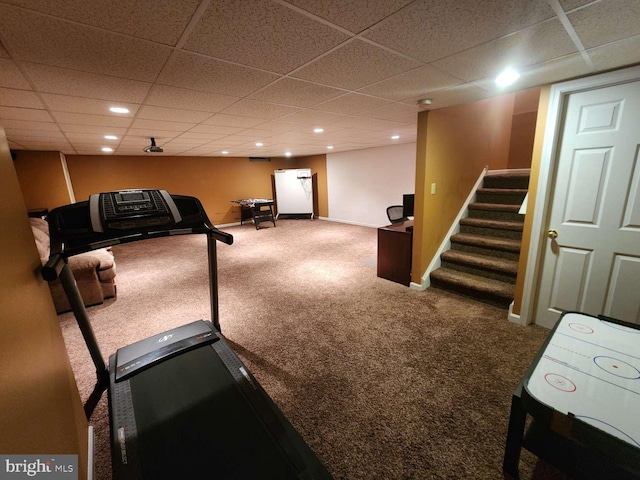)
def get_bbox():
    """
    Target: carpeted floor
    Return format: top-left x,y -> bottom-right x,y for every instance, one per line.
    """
58,219 -> 566,479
